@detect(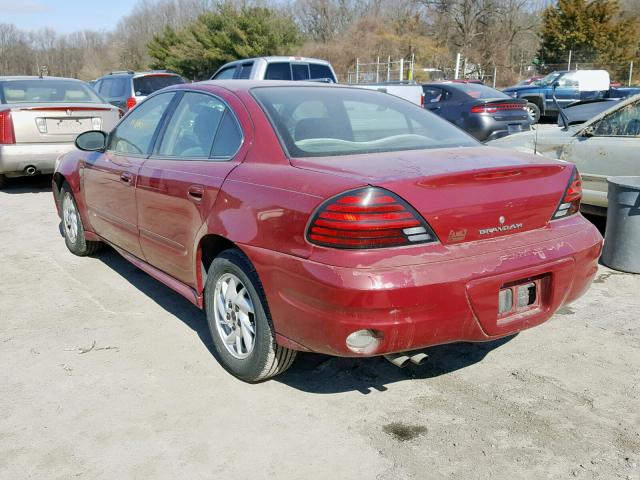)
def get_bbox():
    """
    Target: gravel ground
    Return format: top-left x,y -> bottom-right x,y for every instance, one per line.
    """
1,177 -> 639,480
